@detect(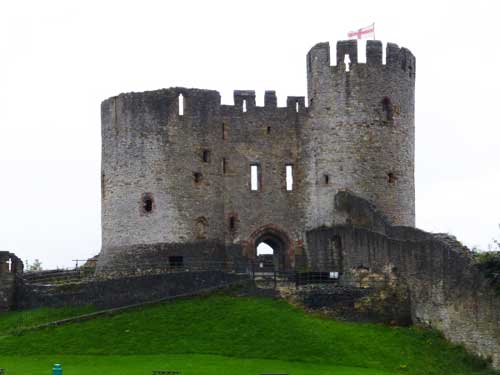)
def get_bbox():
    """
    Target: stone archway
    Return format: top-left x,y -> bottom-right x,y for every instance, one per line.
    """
247,225 -> 292,271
